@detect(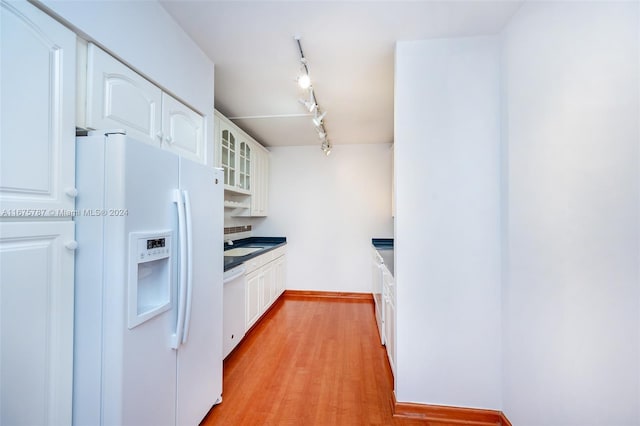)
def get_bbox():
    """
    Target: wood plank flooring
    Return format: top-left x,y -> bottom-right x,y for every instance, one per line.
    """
201,295 -> 423,425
